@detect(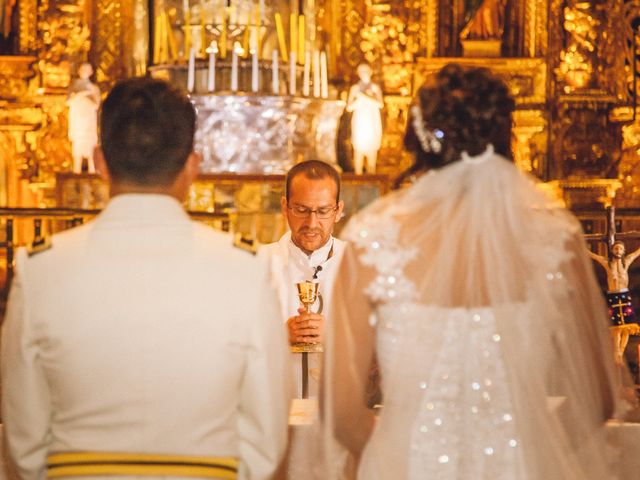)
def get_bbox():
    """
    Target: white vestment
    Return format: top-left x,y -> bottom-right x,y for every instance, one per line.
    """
1,194 -> 291,480
260,231 -> 345,399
